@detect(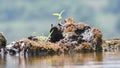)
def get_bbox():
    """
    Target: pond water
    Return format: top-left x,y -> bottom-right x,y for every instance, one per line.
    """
0,51 -> 120,68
